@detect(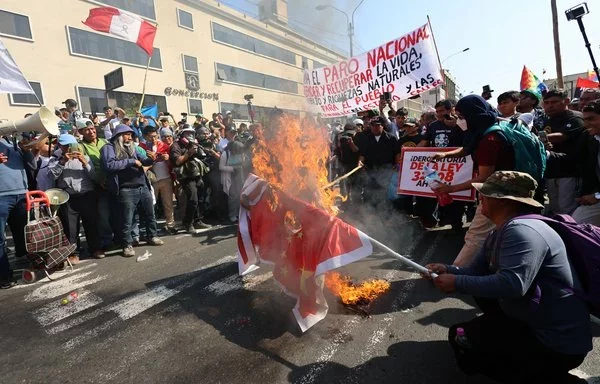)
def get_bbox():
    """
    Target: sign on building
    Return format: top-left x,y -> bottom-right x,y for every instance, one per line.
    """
185,72 -> 200,91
